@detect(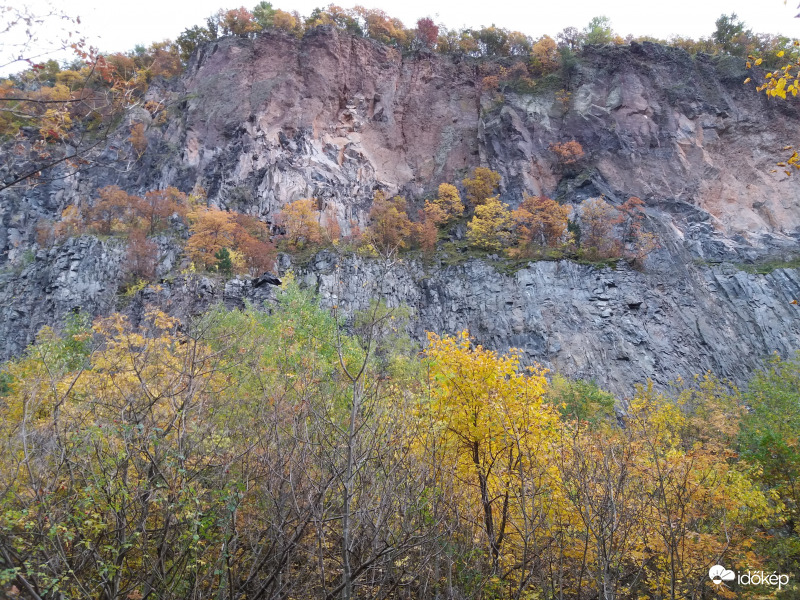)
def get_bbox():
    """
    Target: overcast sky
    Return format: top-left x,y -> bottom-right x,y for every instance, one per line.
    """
5,0 -> 800,73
